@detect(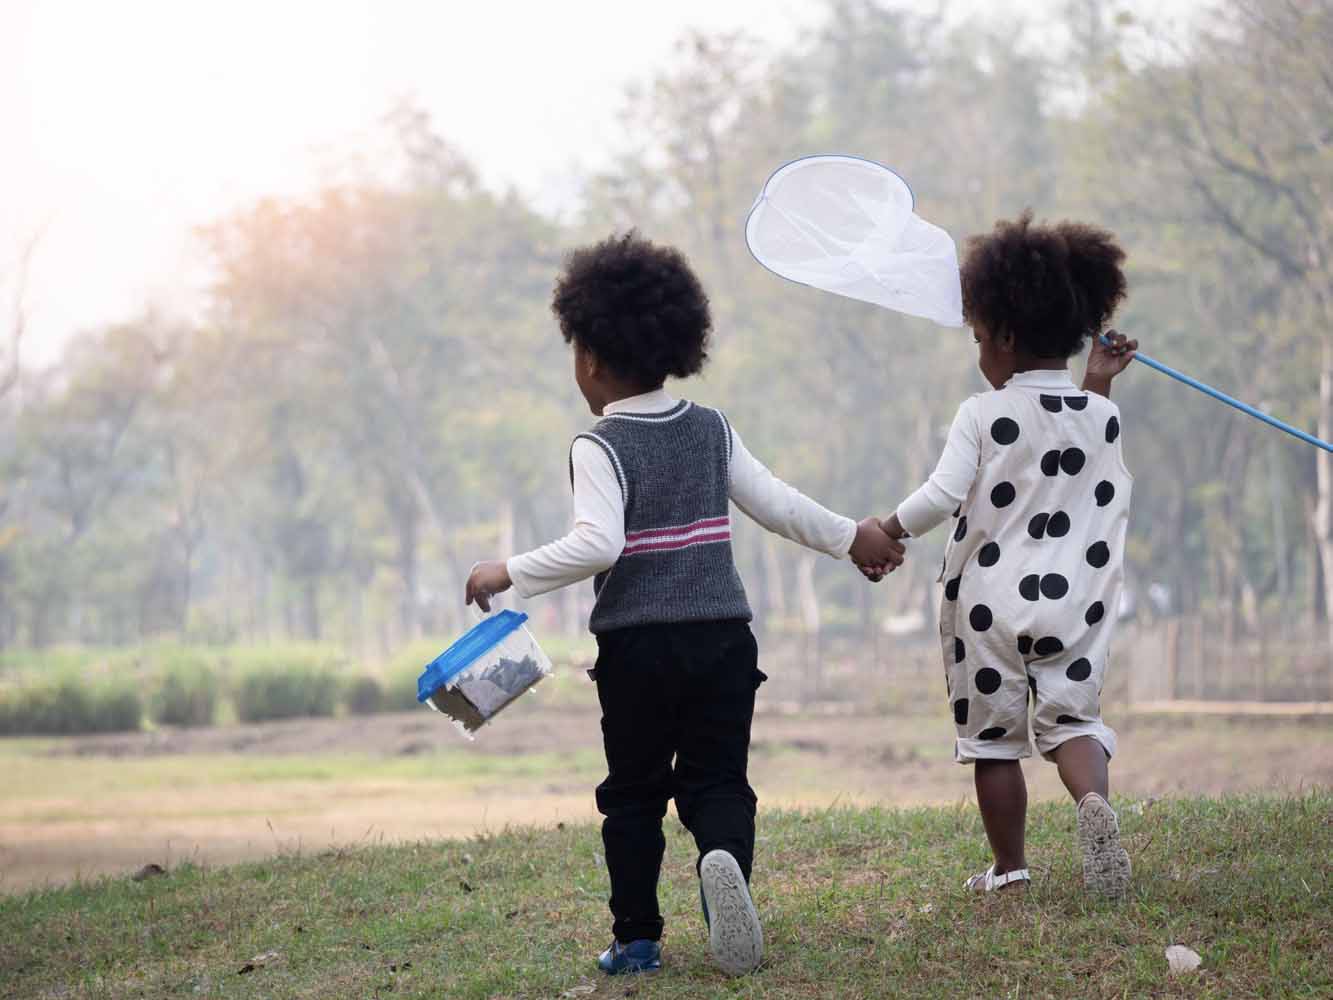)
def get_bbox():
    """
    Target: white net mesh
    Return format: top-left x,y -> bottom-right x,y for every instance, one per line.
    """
745,155 -> 964,328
